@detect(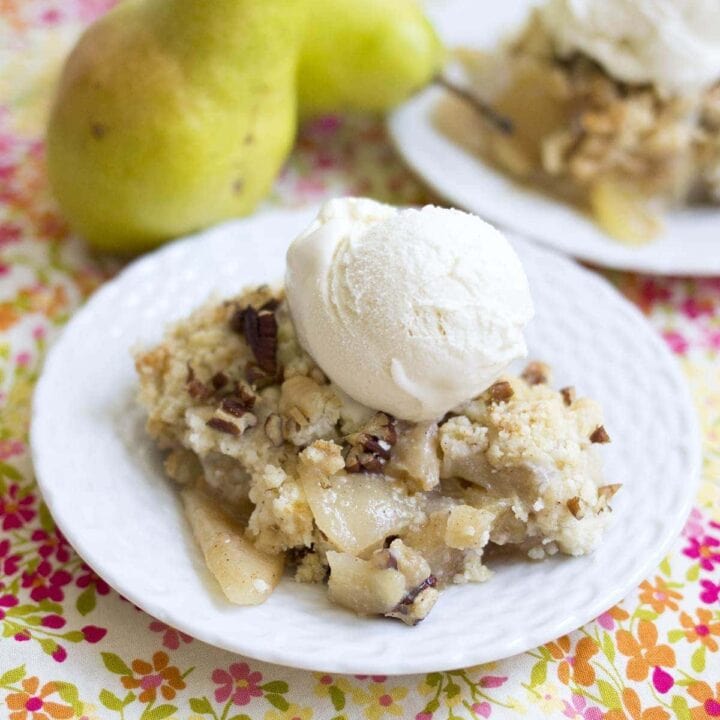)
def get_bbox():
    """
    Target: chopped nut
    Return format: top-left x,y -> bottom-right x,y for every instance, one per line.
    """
590,425 -> 611,443
345,413 -> 397,474
264,413 -> 284,447
521,361 -> 551,385
567,496 -> 585,519
598,483 -> 622,502
220,397 -> 250,417
489,380 -> 514,403
232,304 -> 278,375
560,386 -> 576,406
385,575 -> 439,626
210,372 -> 229,391
186,364 -> 212,400
245,362 -> 280,389
206,409 -> 257,436
206,417 -> 241,435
